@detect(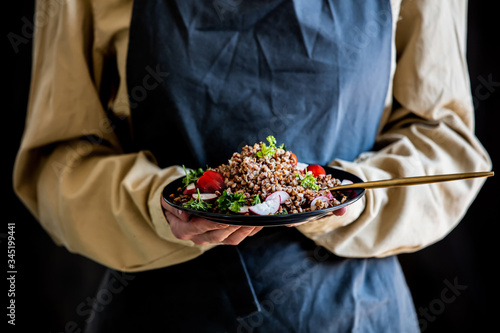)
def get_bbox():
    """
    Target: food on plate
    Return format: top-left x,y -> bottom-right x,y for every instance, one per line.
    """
170,136 -> 349,215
